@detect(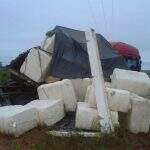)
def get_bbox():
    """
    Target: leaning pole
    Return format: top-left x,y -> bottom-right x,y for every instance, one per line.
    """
85,29 -> 114,133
